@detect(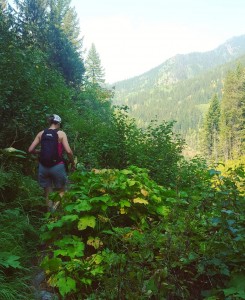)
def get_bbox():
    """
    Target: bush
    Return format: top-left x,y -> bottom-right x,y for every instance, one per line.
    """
40,164 -> 245,299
